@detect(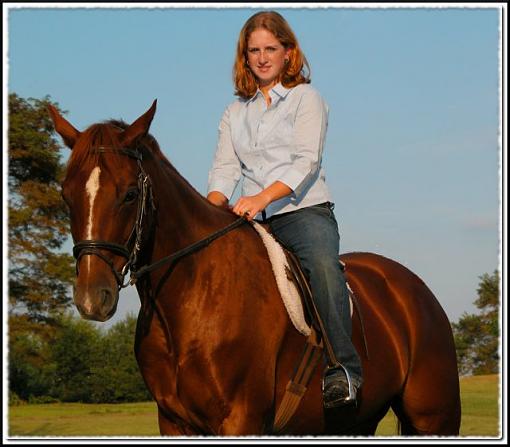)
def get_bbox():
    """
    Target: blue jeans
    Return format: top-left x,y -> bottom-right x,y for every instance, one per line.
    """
267,202 -> 362,385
